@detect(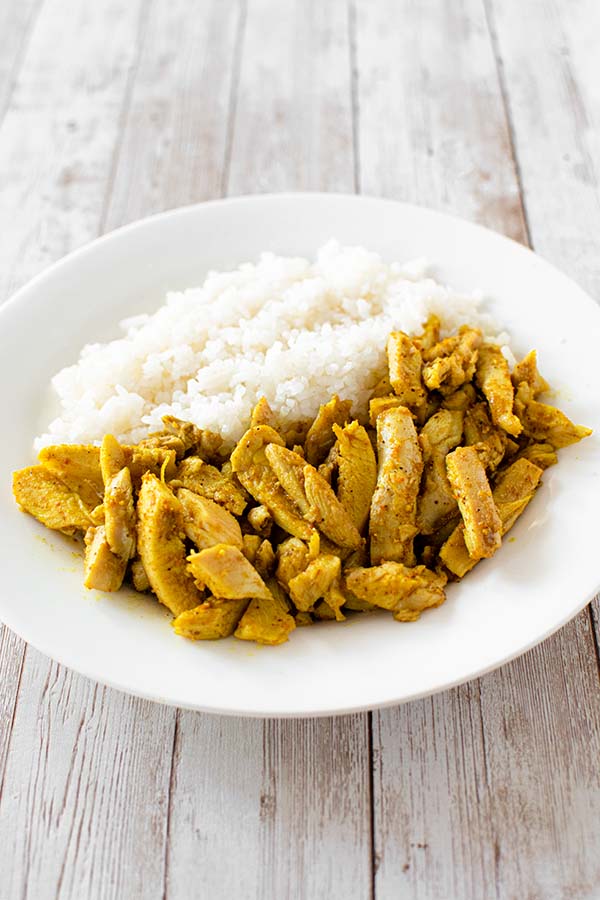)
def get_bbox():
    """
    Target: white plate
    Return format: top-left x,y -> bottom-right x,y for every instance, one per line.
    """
1,193 -> 599,717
